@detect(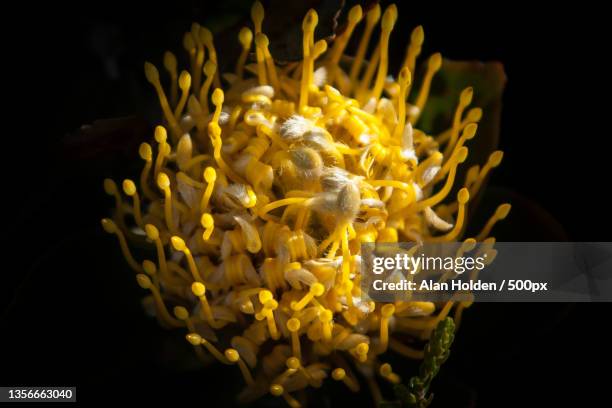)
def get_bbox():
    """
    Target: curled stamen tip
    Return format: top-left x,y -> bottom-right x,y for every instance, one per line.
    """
136,274 -> 152,289
224,348 -> 240,362
157,173 -> 171,189
489,150 -> 504,167
270,384 -> 284,396
154,126 -> 167,143
458,188 -> 470,204
103,178 -> 117,195
142,260 -> 157,275
174,306 -> 189,320
144,61 -> 159,83
201,213 -> 214,228
186,333 -> 202,345
144,224 -> 159,240
171,236 -> 187,251
332,368 -> 346,380
496,203 -> 511,219
122,179 -> 136,196
192,281 -> 206,297
101,218 -> 117,234
139,143 -> 152,161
